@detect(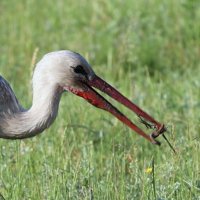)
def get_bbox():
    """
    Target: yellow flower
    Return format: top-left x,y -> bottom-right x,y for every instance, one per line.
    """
145,167 -> 153,174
